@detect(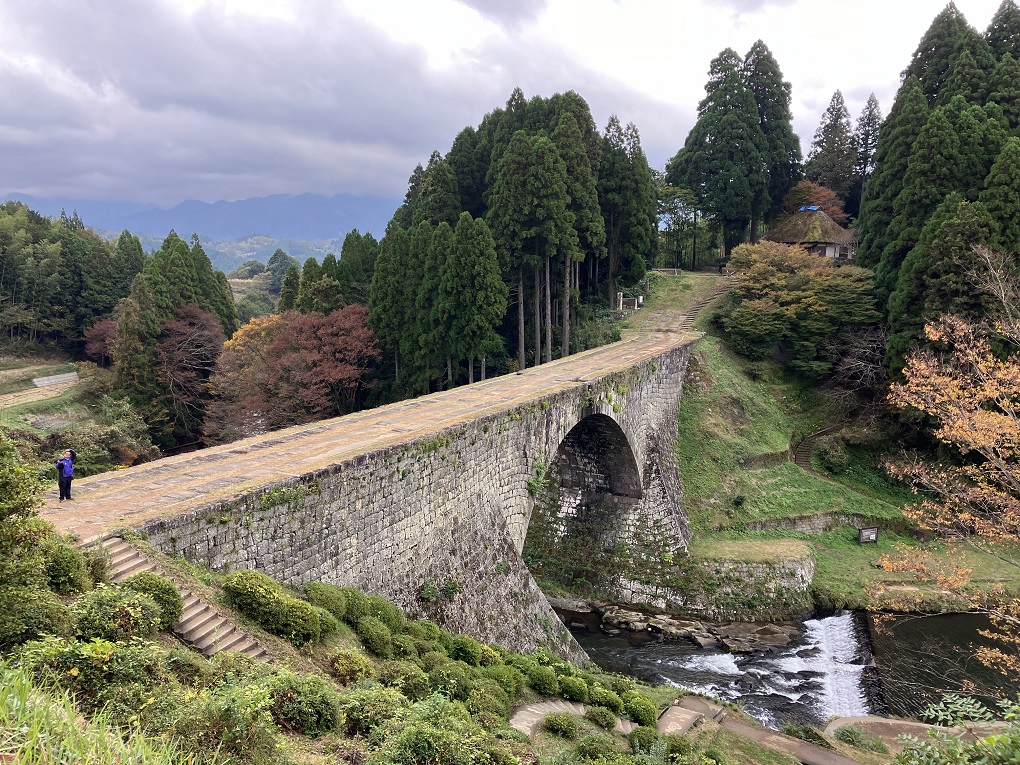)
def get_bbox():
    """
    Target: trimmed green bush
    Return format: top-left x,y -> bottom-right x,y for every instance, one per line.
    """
329,649 -> 375,685
340,686 -> 410,736
542,712 -> 579,738
558,674 -> 589,702
574,732 -> 617,760
629,725 -> 661,753
172,678 -> 279,765
122,571 -> 183,630
338,587 -> 370,625
508,653 -> 539,677
223,570 -> 284,625
622,692 -> 658,728
164,647 -> 214,687
834,724 -> 890,753
588,685 -> 624,713
303,581 -> 348,621
0,589 -> 74,647
80,544 -> 111,585
280,597 -> 321,646
466,678 -> 510,720
313,605 -> 340,637
450,634 -> 484,666
265,670 -> 341,737
406,619 -> 442,641
357,615 -> 393,657
478,644 -> 503,666
482,665 -> 525,699
527,664 -> 558,696
585,704 -> 617,730
428,660 -> 474,701
377,660 -> 432,700
41,538 -> 91,595
367,594 -> 406,633
420,650 -> 449,671
665,732 -> 695,756
72,585 -> 161,641
605,674 -> 637,696
392,633 -> 419,660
